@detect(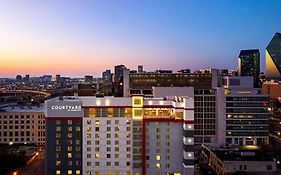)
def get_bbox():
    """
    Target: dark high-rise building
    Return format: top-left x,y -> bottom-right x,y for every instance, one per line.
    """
25,74 -> 30,82
114,65 -> 126,82
237,49 -> 260,87
102,70 -> 112,85
266,32 -> 281,80
137,65 -> 143,73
